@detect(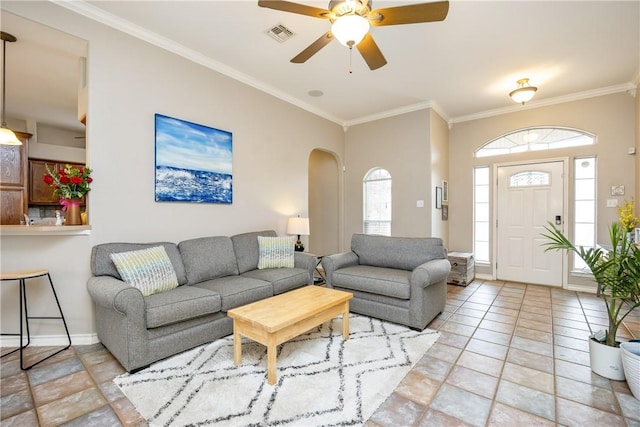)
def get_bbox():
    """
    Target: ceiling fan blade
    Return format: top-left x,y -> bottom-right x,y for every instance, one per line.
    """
370,1 -> 449,26
356,33 -> 387,70
291,31 -> 334,63
258,0 -> 331,19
